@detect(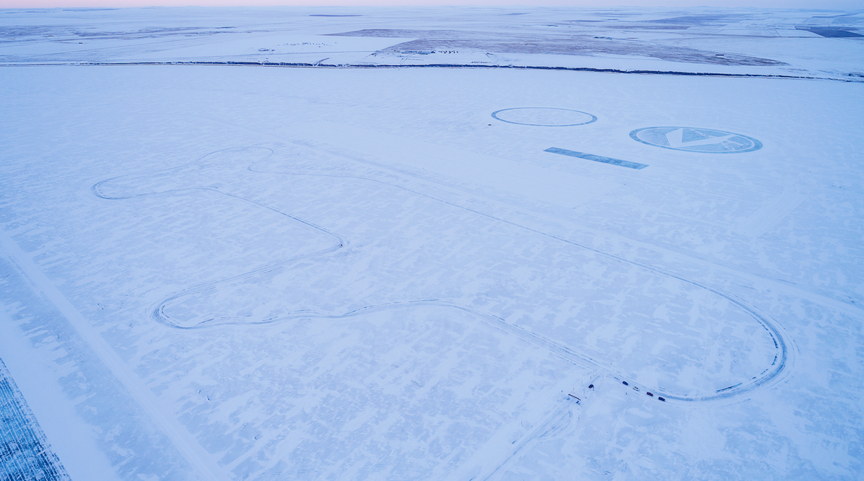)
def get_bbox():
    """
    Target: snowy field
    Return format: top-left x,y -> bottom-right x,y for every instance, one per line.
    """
1,6 -> 863,481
